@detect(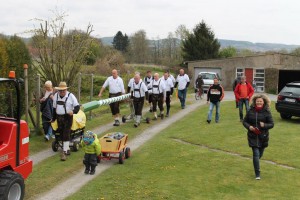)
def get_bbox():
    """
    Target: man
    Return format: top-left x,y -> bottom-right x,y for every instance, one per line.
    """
148,73 -> 166,120
174,69 -> 190,109
195,74 -> 204,99
98,69 -> 125,126
234,76 -> 254,122
130,73 -> 148,127
206,78 -> 224,124
52,82 -> 80,161
167,70 -> 176,85
144,70 -> 154,112
232,76 -> 241,108
127,71 -> 140,93
161,71 -> 174,117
